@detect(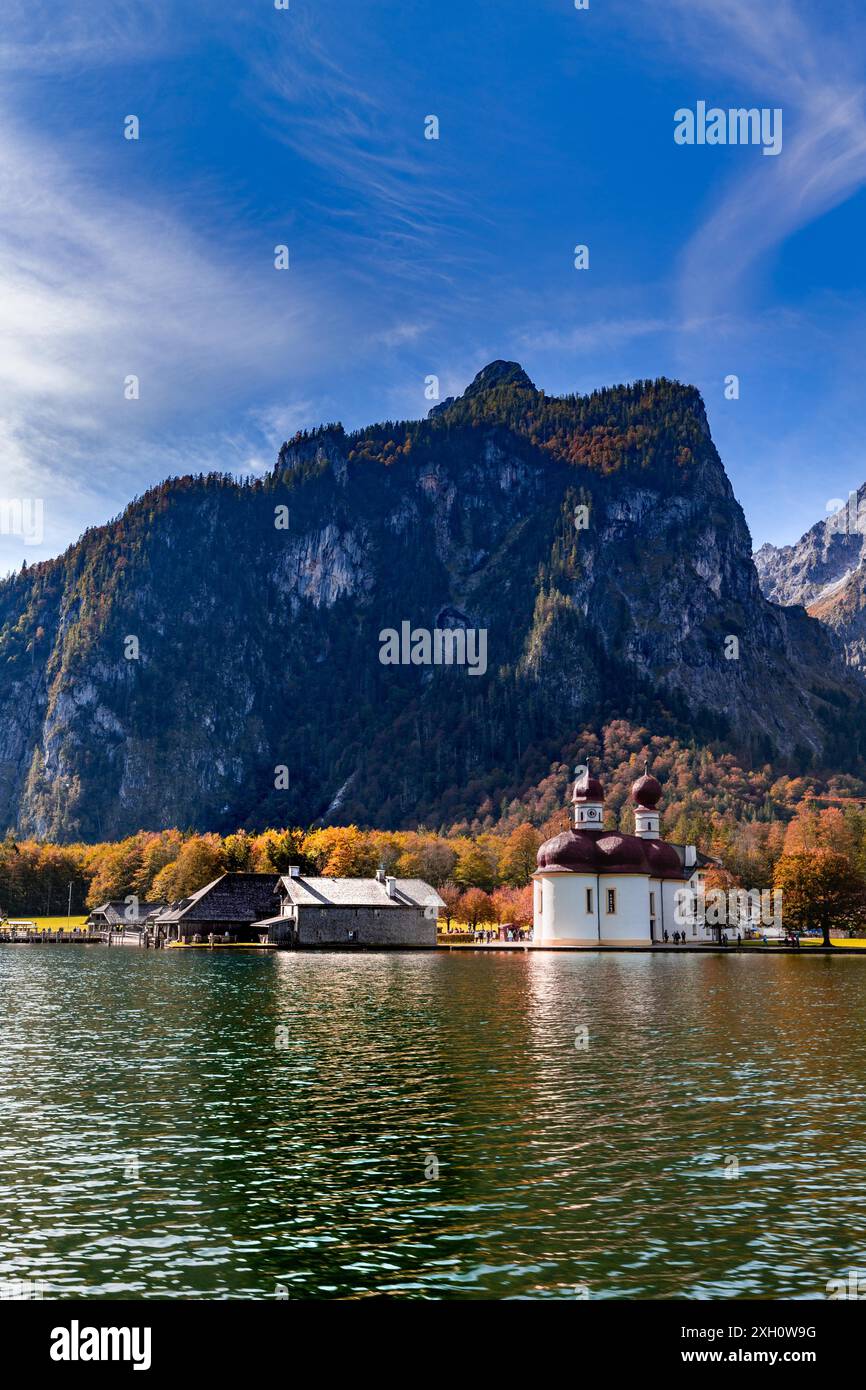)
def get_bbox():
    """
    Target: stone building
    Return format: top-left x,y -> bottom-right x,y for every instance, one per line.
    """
154,873 -> 280,943
260,868 -> 444,947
